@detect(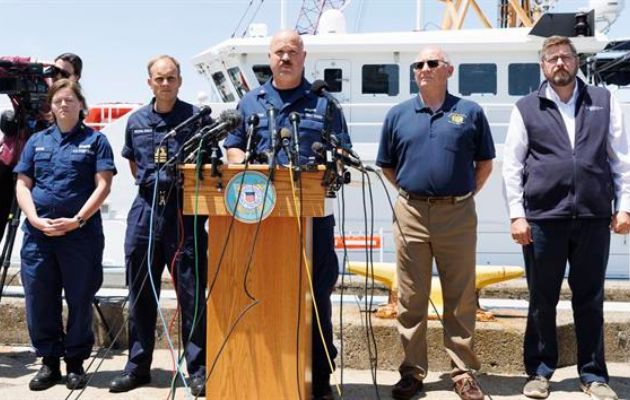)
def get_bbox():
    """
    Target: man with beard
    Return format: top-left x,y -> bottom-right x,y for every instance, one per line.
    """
502,36 -> 629,400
